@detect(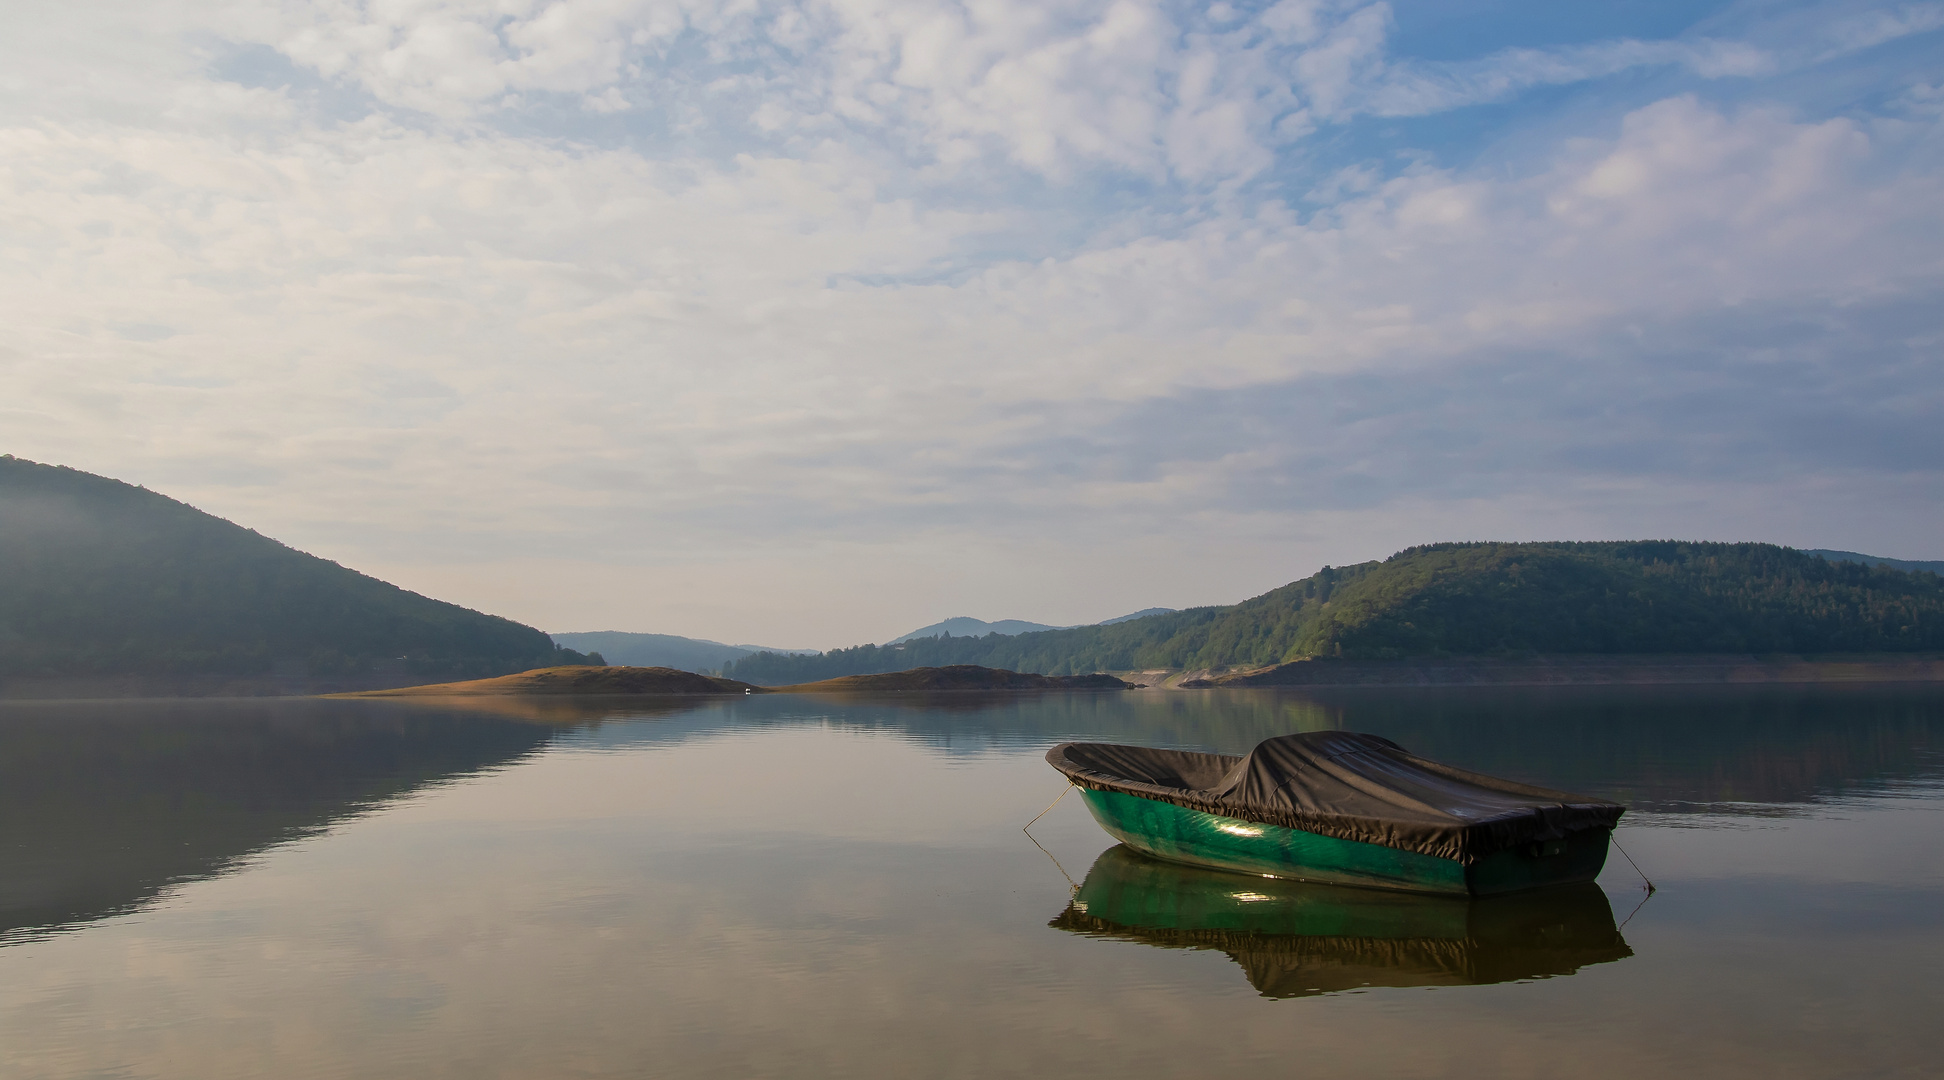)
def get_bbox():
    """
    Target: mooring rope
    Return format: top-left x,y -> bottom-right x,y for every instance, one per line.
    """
1611,833 -> 1656,894
1616,886 -> 1655,931
1022,783 -> 1081,893
1021,782 -> 1076,832
1024,827 -> 1080,893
